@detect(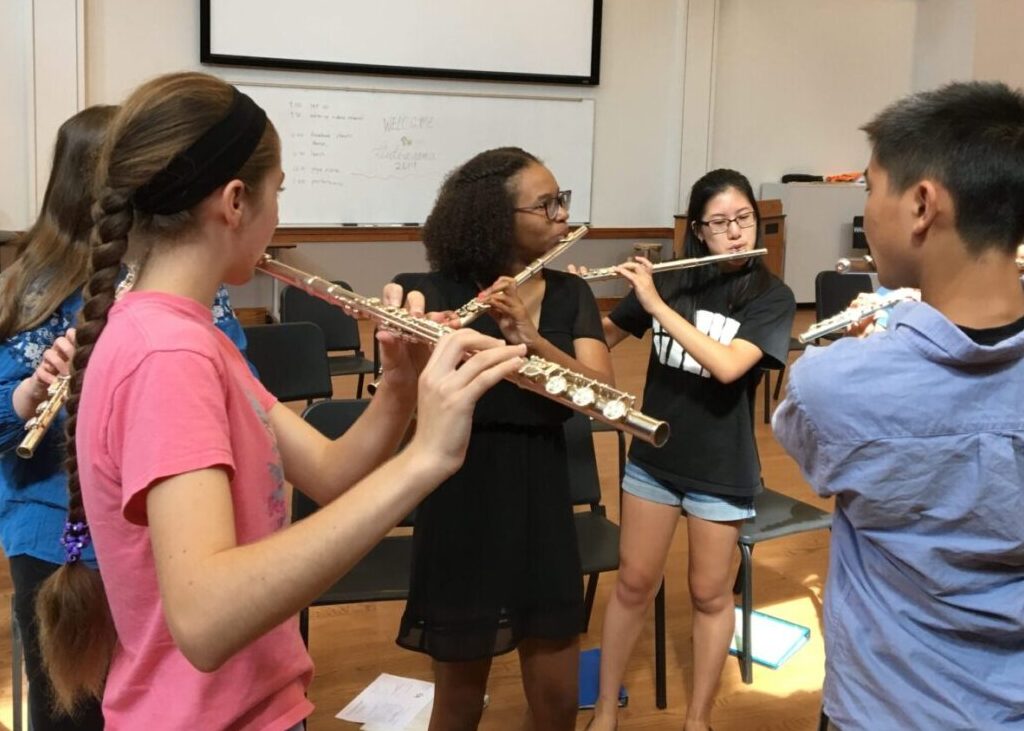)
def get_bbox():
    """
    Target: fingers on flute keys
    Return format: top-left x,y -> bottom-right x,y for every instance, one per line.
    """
423,329 -> 526,399
37,330 -> 76,386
